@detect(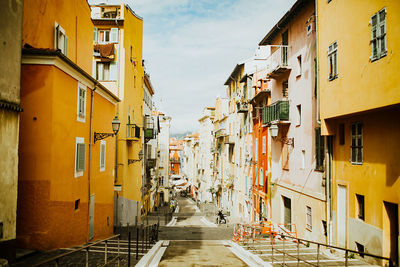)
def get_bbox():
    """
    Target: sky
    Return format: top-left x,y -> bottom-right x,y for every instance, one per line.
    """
125,0 -> 297,134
